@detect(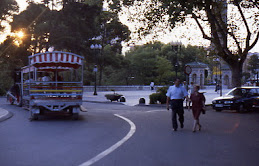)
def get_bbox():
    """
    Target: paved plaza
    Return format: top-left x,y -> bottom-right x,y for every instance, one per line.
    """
83,85 -> 230,106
